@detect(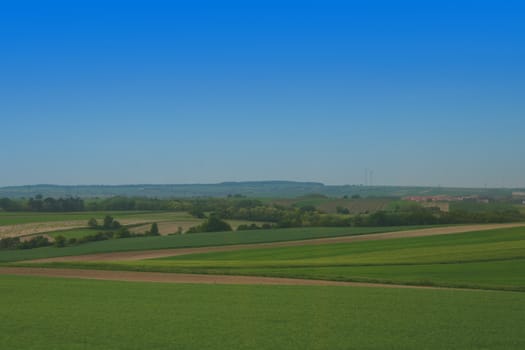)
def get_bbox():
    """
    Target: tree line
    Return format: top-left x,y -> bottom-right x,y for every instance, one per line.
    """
2,195 -> 523,229
0,195 -> 84,212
